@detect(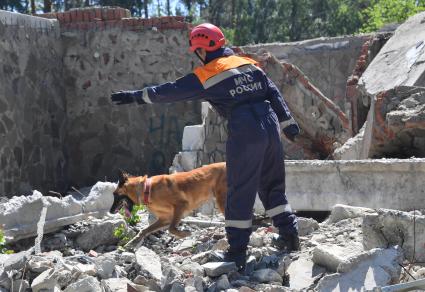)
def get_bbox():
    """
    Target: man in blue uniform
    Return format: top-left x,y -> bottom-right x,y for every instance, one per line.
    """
111,23 -> 300,269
